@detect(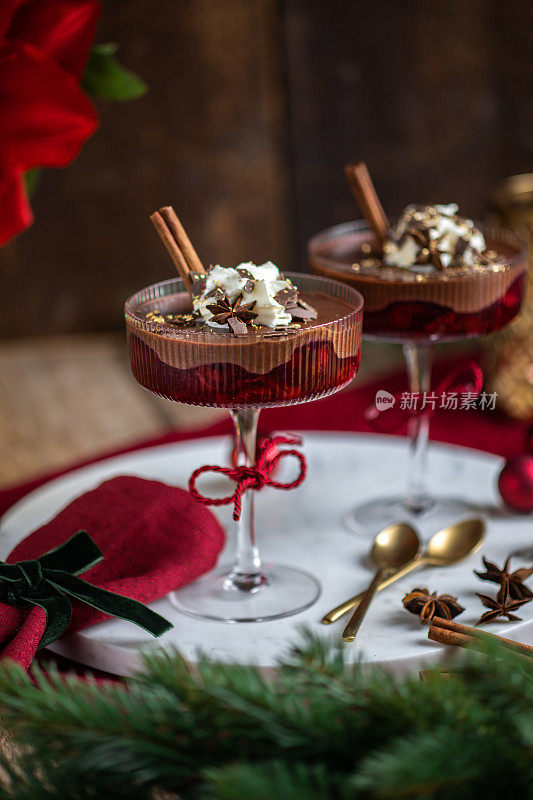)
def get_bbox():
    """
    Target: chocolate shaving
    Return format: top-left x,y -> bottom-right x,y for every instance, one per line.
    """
236,268 -> 254,279
205,287 -> 225,300
275,287 -> 298,307
406,227 -> 429,248
454,237 -> 469,258
228,317 -> 248,335
243,279 -> 255,293
261,329 -> 299,337
427,241 -> 445,271
286,298 -> 318,321
298,299 -> 317,313
191,272 -> 207,298
289,306 -> 317,321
